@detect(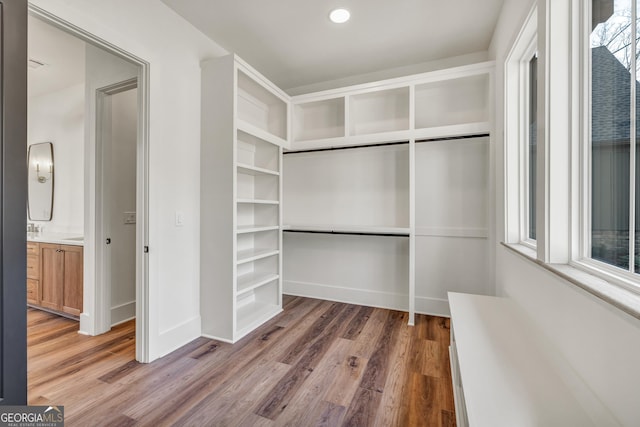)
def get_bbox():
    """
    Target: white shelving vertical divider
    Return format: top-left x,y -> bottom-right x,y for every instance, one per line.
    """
408,84 -> 416,326
201,54 -> 288,343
